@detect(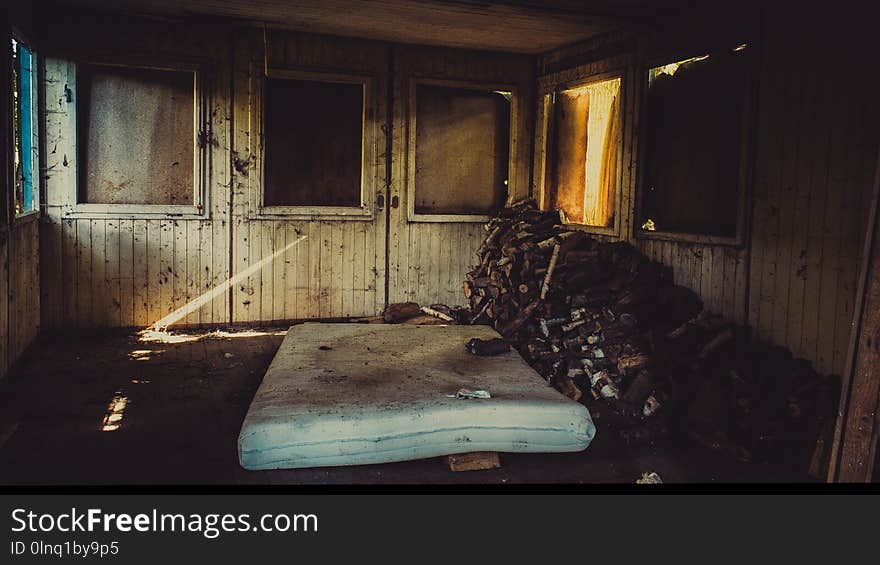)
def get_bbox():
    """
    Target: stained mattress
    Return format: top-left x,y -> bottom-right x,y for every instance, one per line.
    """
238,323 -> 595,470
